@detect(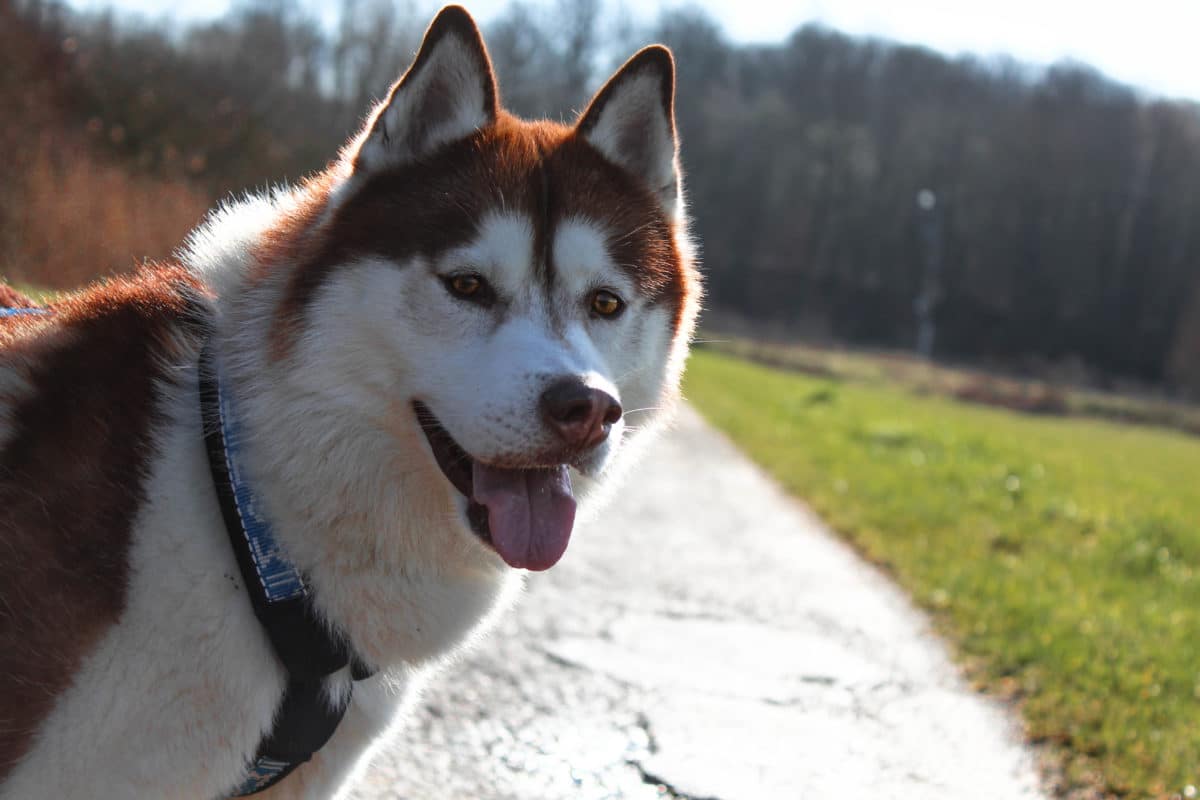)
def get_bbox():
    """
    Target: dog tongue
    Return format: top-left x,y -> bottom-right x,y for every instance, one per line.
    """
471,463 -> 576,571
